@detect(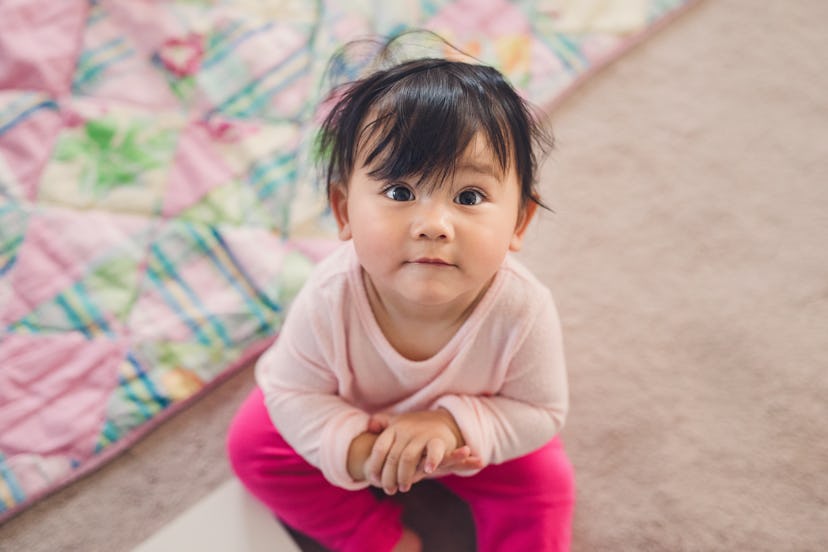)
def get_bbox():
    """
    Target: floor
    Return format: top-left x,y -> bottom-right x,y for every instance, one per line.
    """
133,478 -> 300,552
